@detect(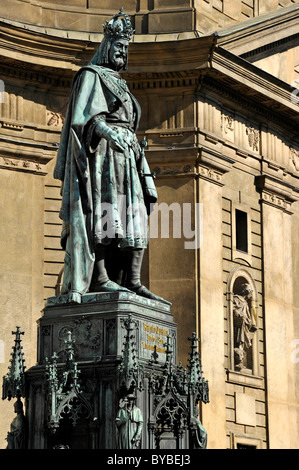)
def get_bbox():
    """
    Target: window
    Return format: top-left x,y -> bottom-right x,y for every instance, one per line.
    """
235,209 -> 248,253
231,204 -> 252,265
231,433 -> 262,449
236,443 -> 256,449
